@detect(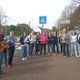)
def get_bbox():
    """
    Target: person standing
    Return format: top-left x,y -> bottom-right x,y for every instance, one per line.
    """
59,32 -> 63,53
51,32 -> 59,55
48,32 -> 52,55
0,29 -> 4,74
35,32 -> 40,55
20,32 -> 29,61
0,28 -> 8,74
70,31 -> 78,57
7,31 -> 15,68
29,31 -> 36,56
3,34 -> 10,68
39,32 -> 48,55
61,29 -> 70,57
